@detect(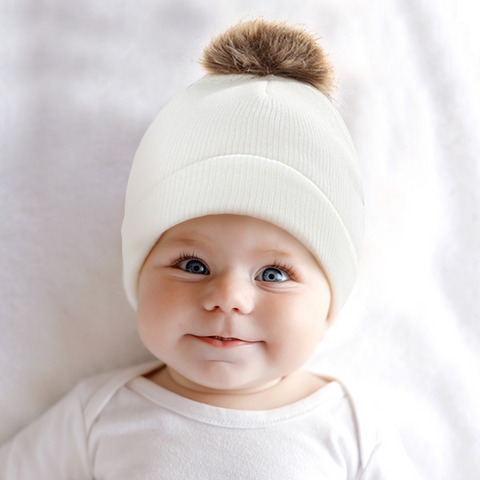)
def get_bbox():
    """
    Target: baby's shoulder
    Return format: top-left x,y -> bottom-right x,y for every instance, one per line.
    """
74,360 -> 163,428
332,377 -> 422,478
321,375 -> 415,473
